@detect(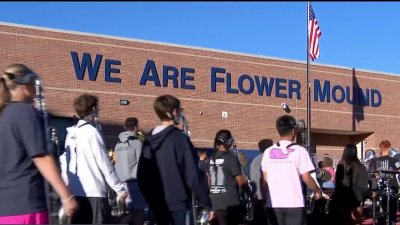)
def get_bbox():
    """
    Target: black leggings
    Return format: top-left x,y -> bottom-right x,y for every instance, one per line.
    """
70,196 -> 112,224
214,205 -> 244,225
